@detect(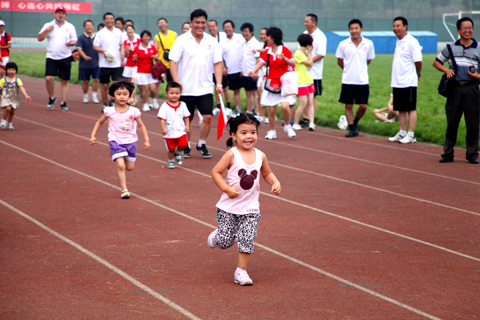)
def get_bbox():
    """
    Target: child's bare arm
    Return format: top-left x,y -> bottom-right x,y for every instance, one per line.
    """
19,86 -> 31,101
90,115 -> 108,145
260,153 -> 281,195
184,117 -> 190,133
159,119 -> 168,135
135,117 -> 150,150
212,151 -> 239,199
